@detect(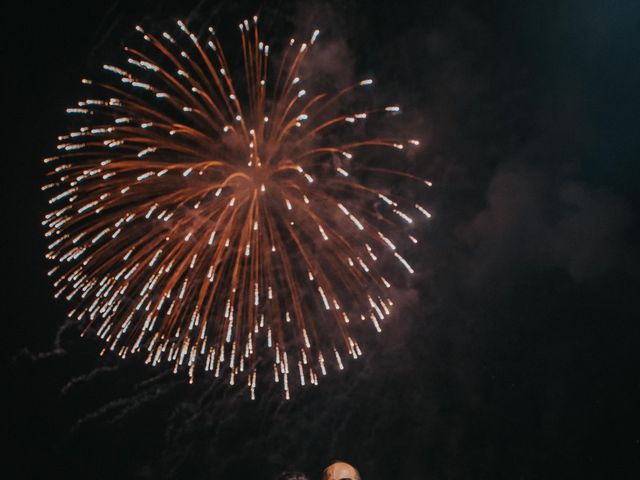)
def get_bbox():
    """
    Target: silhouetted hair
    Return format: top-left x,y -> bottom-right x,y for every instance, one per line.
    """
276,471 -> 310,480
